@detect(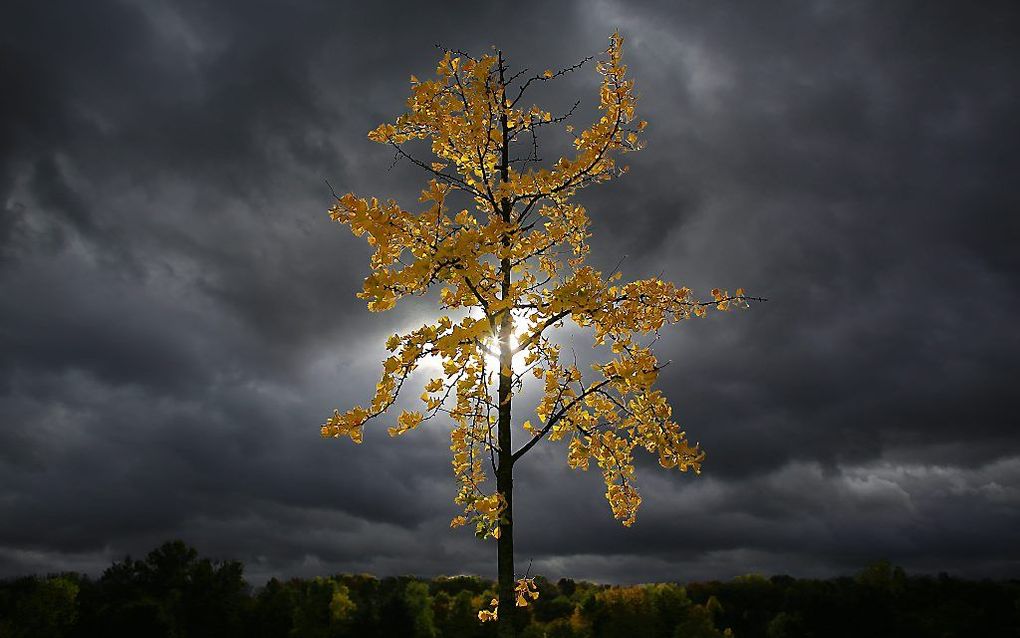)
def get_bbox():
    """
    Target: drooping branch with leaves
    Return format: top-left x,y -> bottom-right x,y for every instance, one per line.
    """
320,33 -> 760,638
